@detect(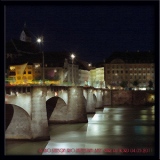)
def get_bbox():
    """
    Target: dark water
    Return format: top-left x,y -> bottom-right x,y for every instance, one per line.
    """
5,105 -> 155,155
